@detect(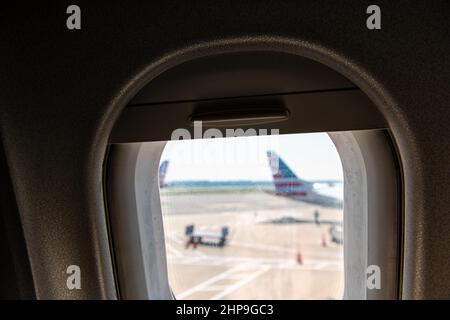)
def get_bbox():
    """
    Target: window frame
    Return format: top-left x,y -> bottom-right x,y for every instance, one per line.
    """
106,129 -> 401,300
330,130 -> 402,299
105,50 -> 402,300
